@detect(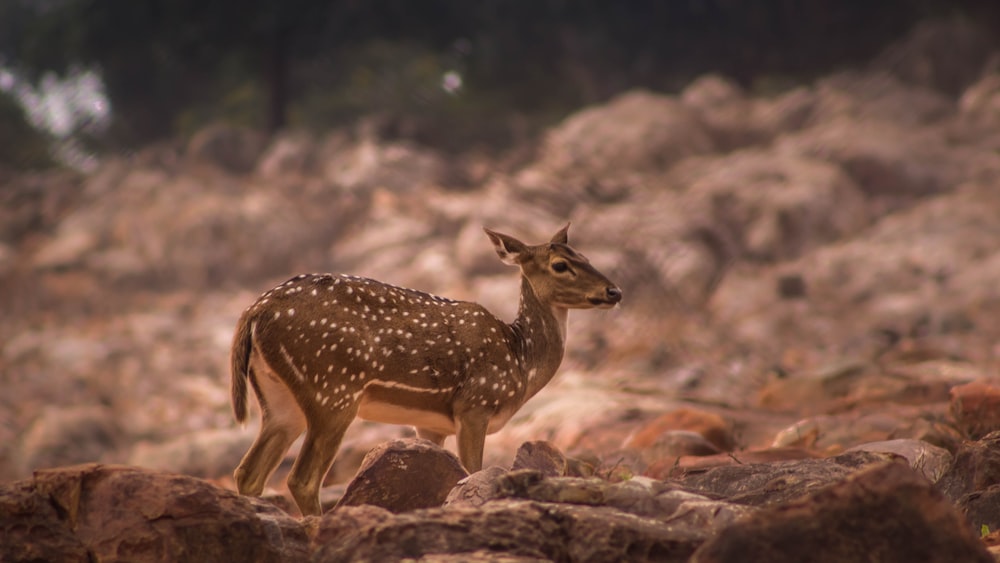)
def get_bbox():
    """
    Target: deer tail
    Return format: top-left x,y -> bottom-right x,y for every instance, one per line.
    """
230,310 -> 255,425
